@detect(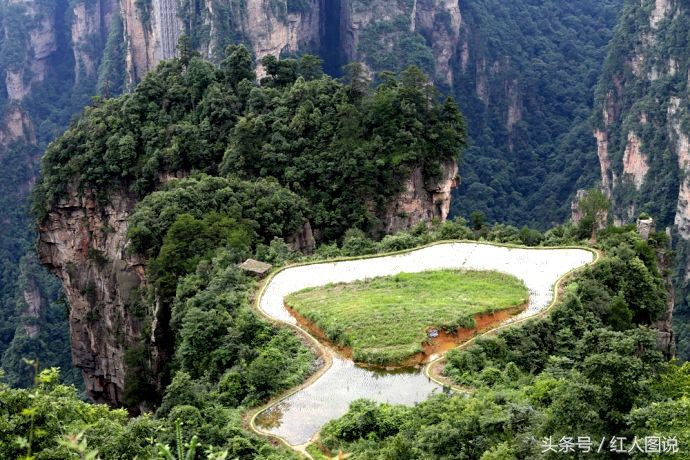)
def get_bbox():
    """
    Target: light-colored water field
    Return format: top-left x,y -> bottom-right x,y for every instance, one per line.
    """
286,270 -> 528,365
253,242 -> 594,447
